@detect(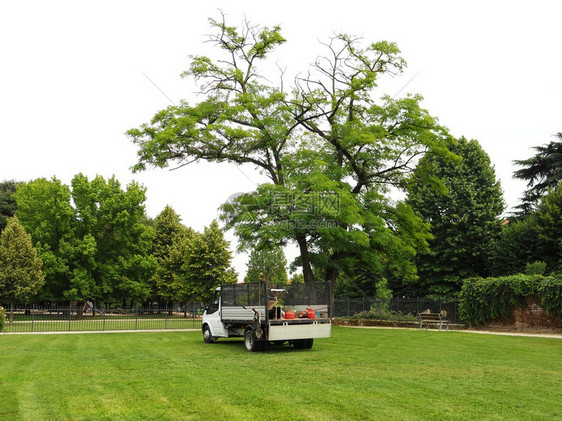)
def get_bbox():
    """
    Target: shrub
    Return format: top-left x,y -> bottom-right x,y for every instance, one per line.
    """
353,306 -> 417,322
458,274 -> 562,326
525,261 -> 546,275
